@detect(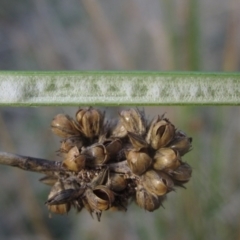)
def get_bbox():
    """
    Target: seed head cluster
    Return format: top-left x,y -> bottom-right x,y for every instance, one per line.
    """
43,107 -> 192,221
